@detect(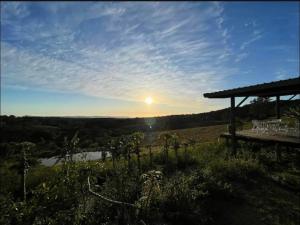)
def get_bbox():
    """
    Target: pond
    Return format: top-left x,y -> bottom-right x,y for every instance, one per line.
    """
40,151 -> 111,167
